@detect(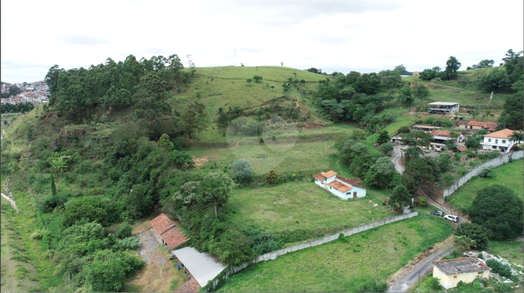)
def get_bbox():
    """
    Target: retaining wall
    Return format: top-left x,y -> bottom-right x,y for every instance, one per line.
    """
203,211 -> 419,291
443,151 -> 523,198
